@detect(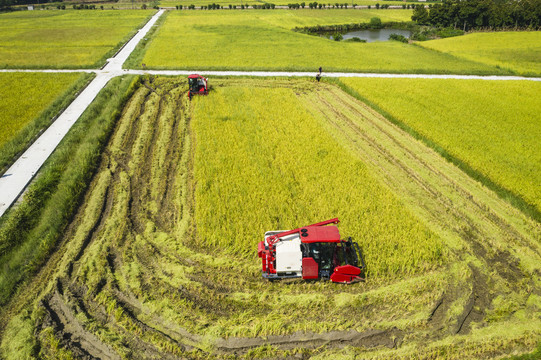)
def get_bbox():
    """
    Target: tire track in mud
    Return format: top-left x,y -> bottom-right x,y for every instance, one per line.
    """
300,83 -> 541,335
